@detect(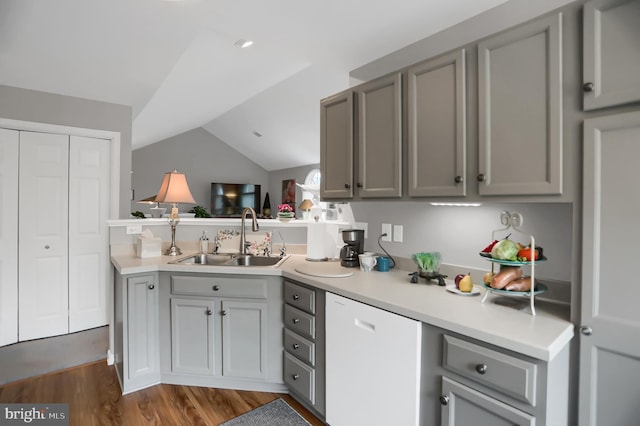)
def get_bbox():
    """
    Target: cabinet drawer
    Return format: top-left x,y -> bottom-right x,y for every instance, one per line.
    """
171,275 -> 267,299
284,305 -> 315,339
284,352 -> 315,404
283,328 -> 315,366
443,335 -> 537,406
284,281 -> 315,314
